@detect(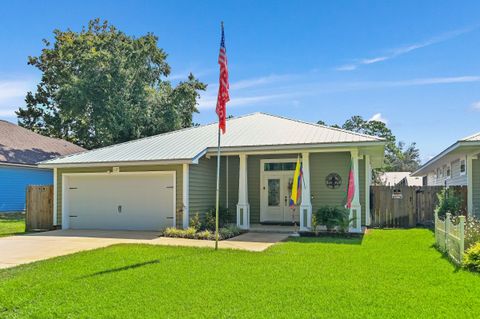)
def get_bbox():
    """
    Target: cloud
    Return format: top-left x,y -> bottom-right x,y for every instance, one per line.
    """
368,113 -> 388,124
0,79 -> 33,120
336,26 -> 476,71
0,80 -> 30,102
471,101 -> 480,111
197,74 -> 295,109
